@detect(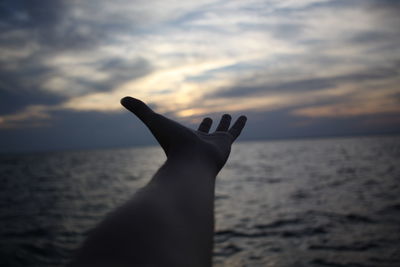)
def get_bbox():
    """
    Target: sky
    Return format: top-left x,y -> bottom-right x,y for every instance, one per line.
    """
0,0 -> 399,153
